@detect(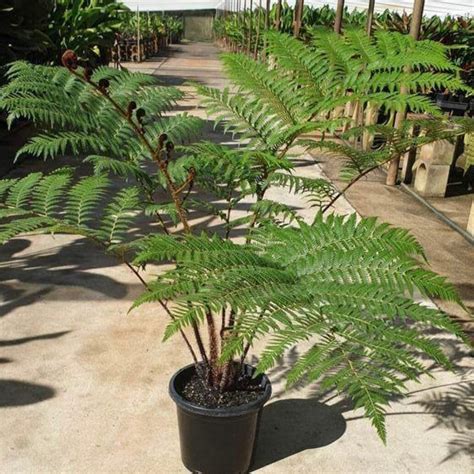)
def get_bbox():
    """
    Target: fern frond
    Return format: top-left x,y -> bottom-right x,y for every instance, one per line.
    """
16,132 -> 107,160
65,175 -> 110,226
145,114 -> 203,148
221,53 -> 305,124
250,199 -> 303,224
126,213 -> 467,442
195,84 -> 288,150
269,172 -> 337,207
98,187 -> 142,244
84,155 -> 152,186
6,173 -> 43,208
0,216 -> 54,244
32,169 -> 73,216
